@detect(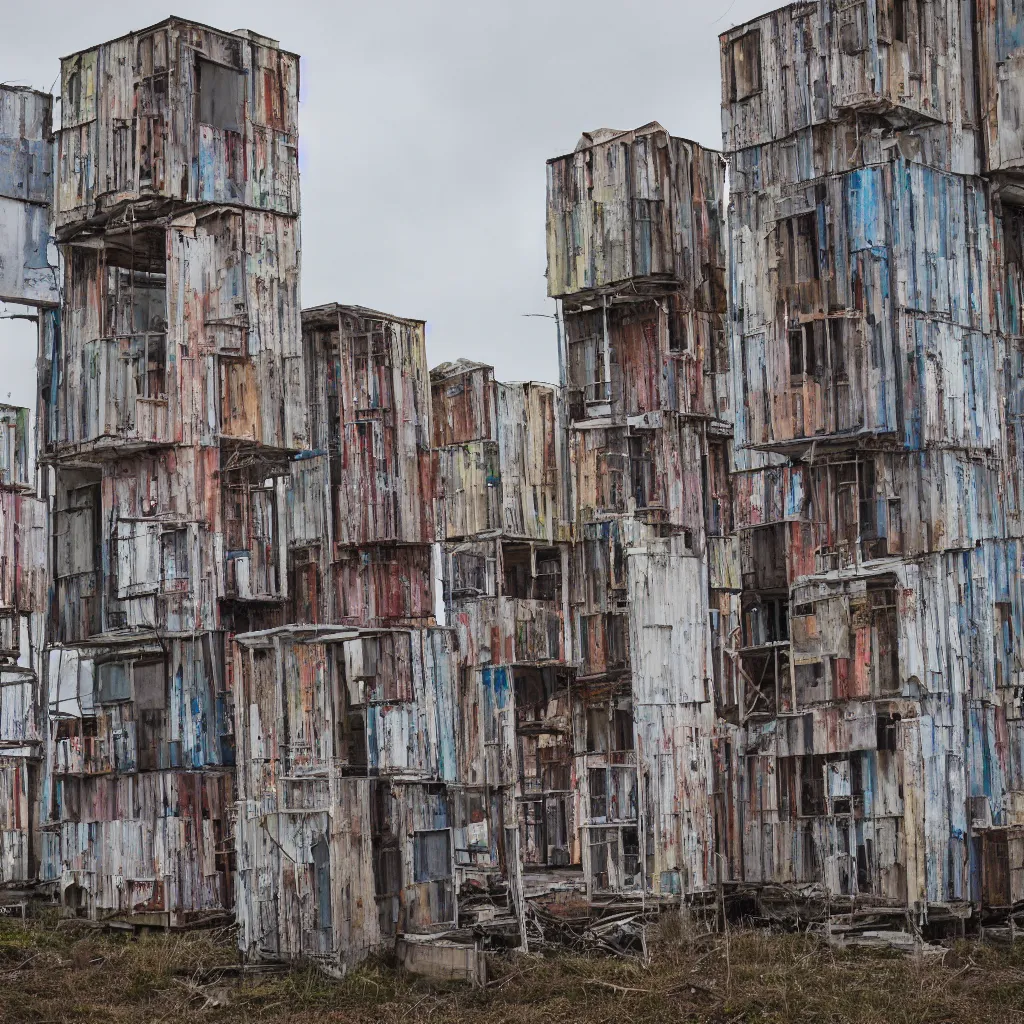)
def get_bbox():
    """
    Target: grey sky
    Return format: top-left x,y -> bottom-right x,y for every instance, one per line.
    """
0,0 -> 770,410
